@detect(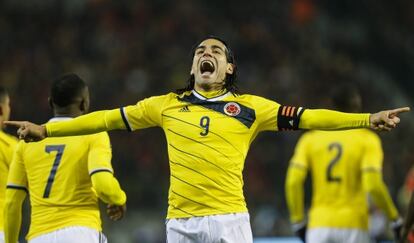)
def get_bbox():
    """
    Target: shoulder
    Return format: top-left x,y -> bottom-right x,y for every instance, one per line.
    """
356,128 -> 380,140
359,129 -> 381,143
235,93 -> 277,102
86,131 -> 111,142
297,131 -> 316,143
0,131 -> 18,148
233,94 -> 281,107
137,92 -> 179,105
